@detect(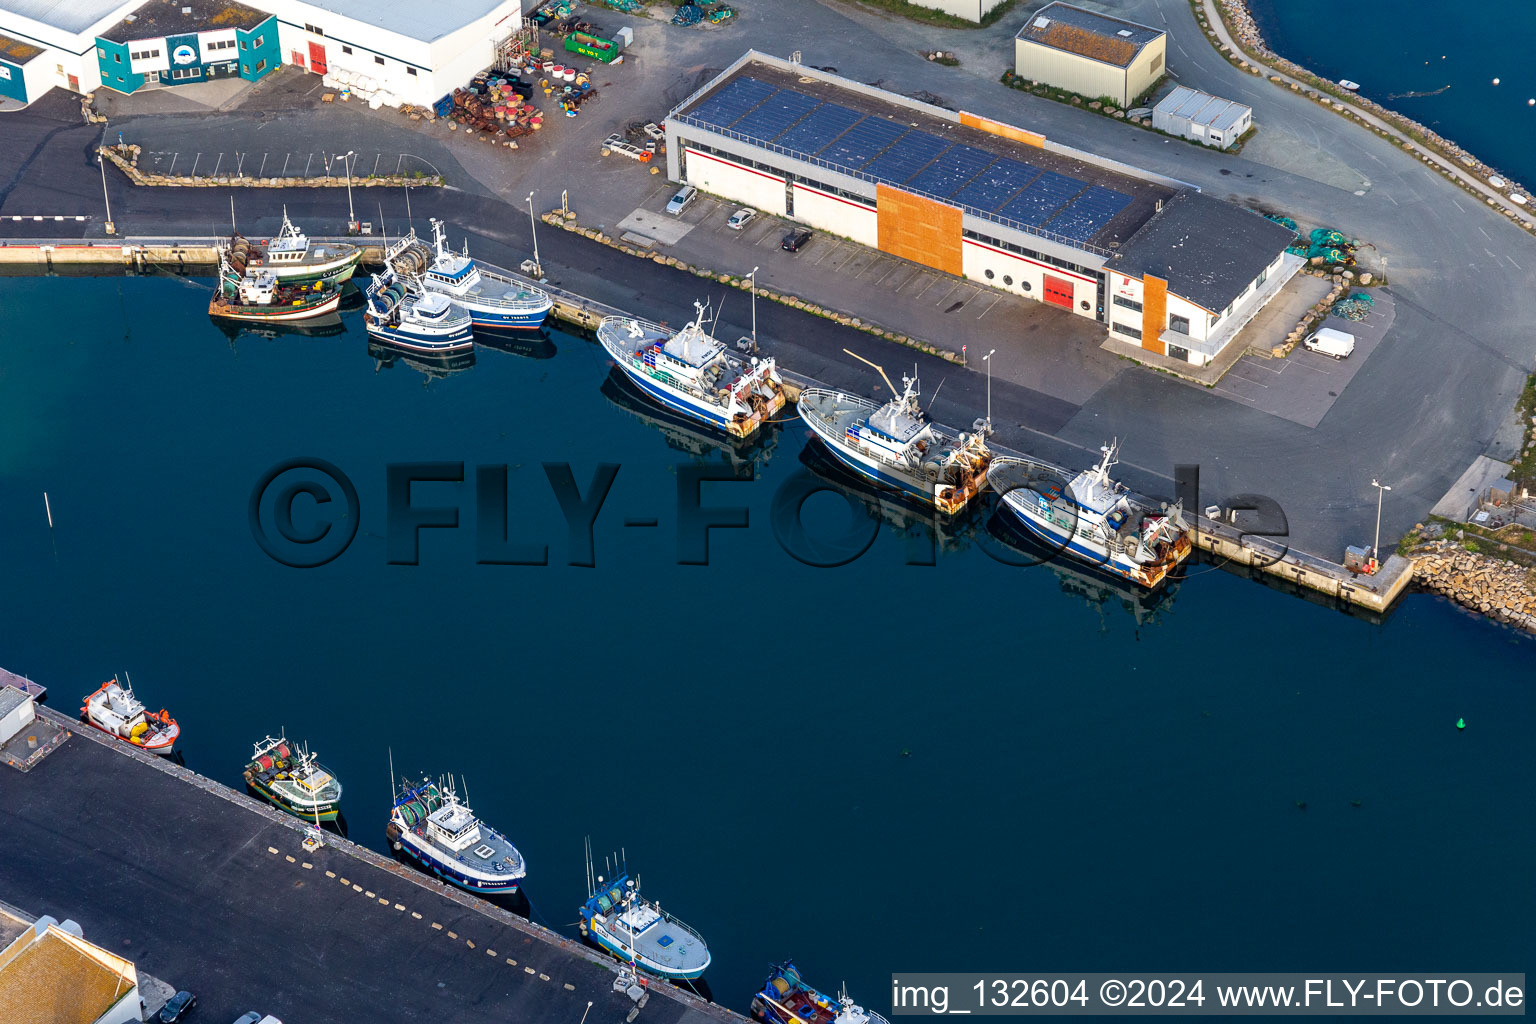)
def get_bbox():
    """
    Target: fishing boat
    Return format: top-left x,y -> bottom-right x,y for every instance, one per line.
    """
208,255 -> 342,323
363,268 -> 474,352
242,734 -> 342,823
79,677 -> 178,756
798,365 -> 991,516
226,209 -> 361,285
752,962 -> 890,1024
579,844 -> 711,981
387,218 -> 553,331
385,775 -> 526,894
1338,79 -> 1361,92
597,299 -> 785,439
990,440 -> 1192,590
